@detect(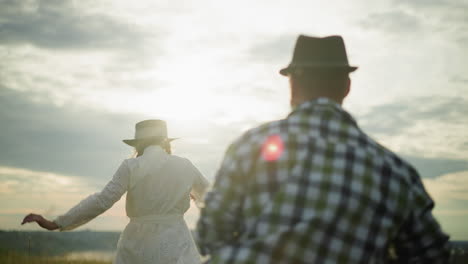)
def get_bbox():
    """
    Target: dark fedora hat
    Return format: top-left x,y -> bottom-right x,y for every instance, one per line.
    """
123,119 -> 178,147
280,35 -> 358,76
